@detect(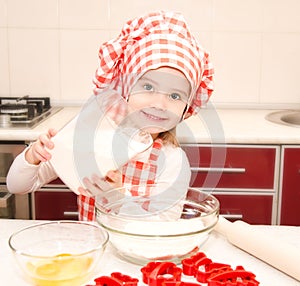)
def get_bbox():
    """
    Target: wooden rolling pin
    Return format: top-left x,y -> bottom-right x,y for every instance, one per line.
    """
214,216 -> 300,281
